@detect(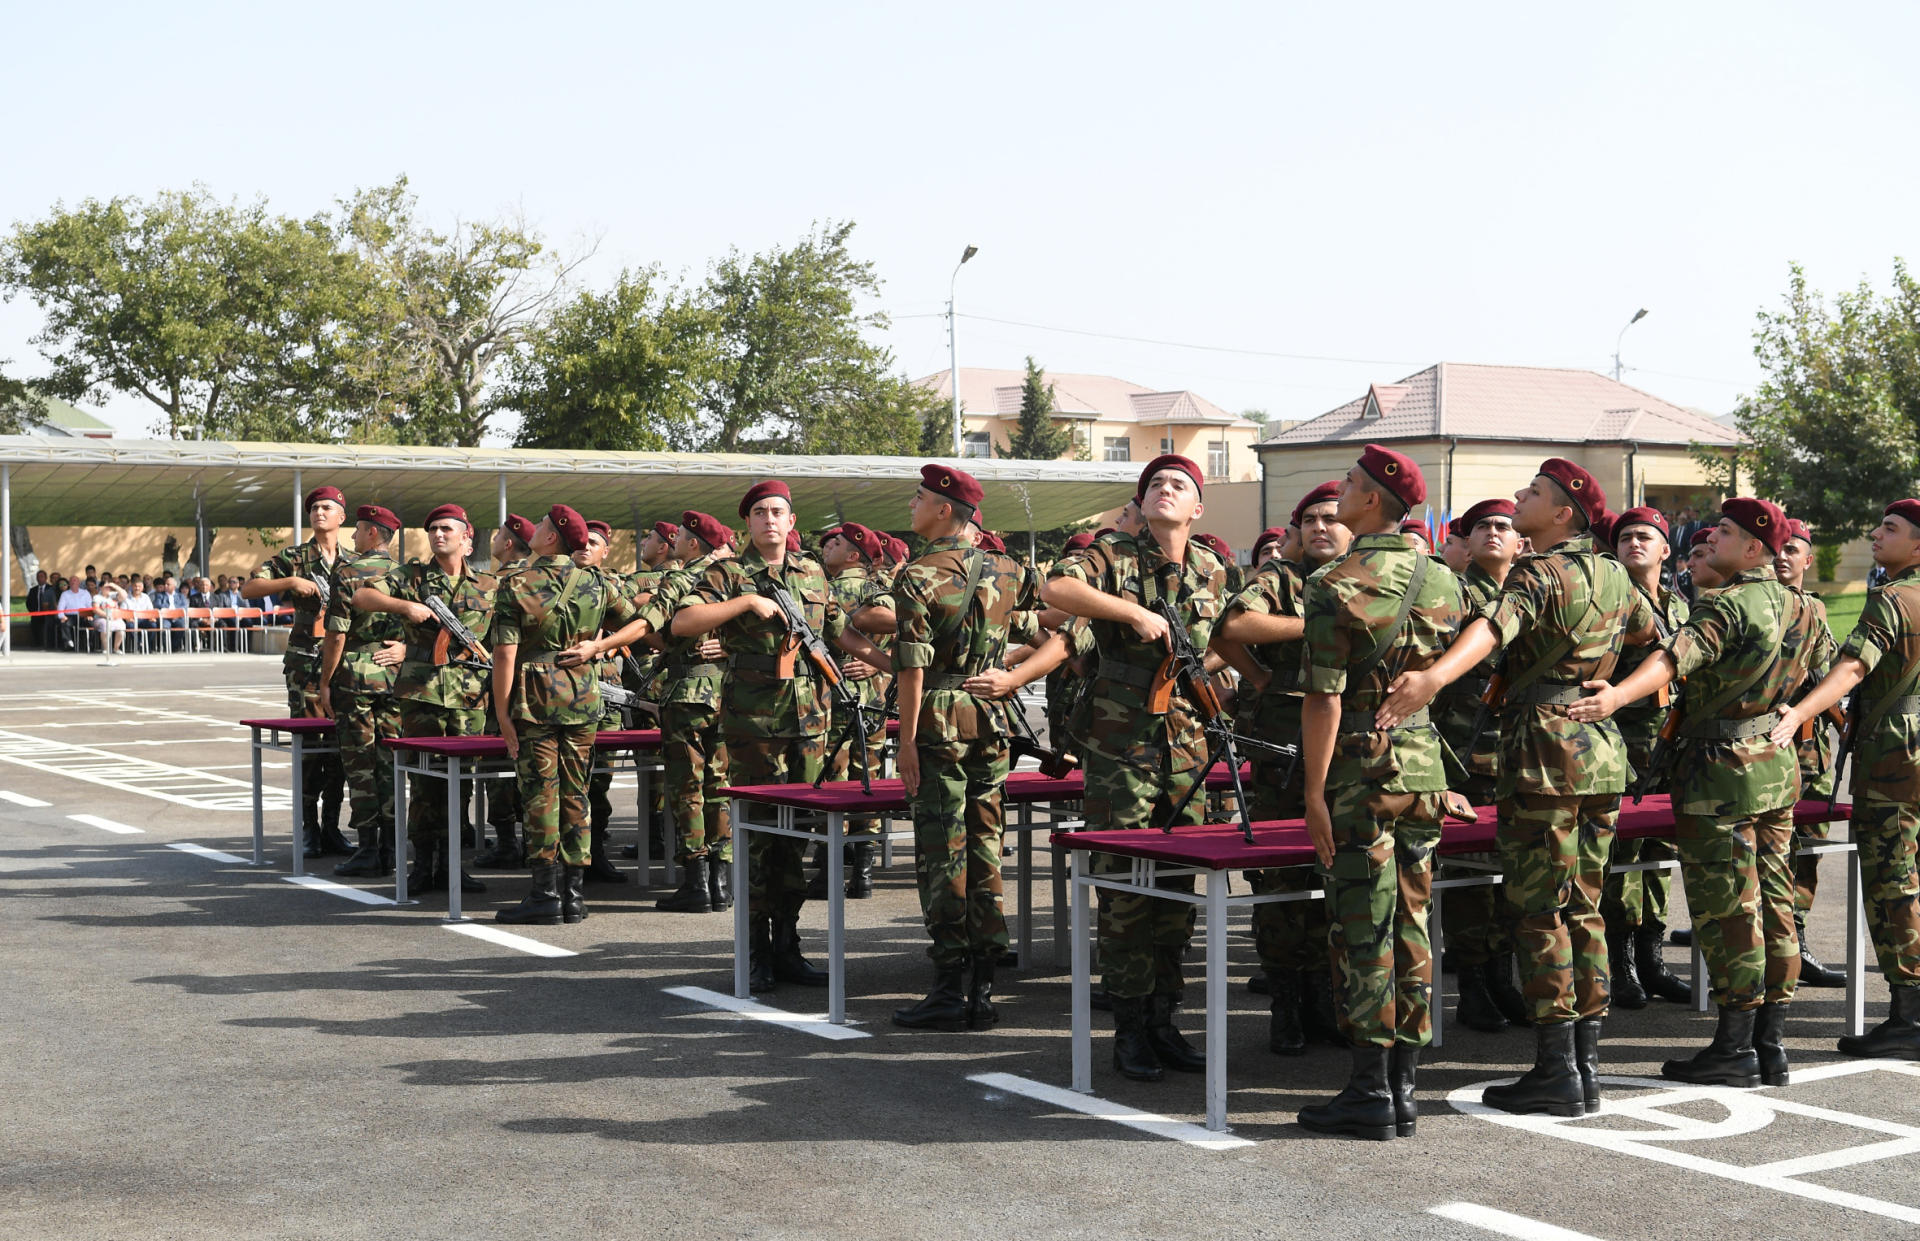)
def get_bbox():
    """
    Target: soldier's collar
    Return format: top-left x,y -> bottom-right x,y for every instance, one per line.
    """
927,534 -> 969,551
1350,531 -> 1405,548
1892,564 -> 1920,583
1727,565 -> 1774,585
